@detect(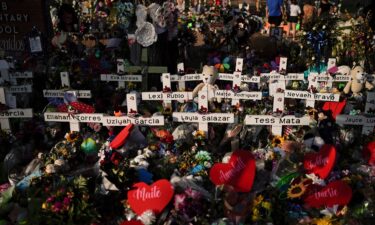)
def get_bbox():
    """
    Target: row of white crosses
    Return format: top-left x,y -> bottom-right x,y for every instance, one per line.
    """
171,59 -> 262,105
44,91 -> 165,132
100,59 -> 142,89
0,60 -> 33,131
245,57 -> 344,136
172,87 -> 235,134
42,57 -> 374,137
